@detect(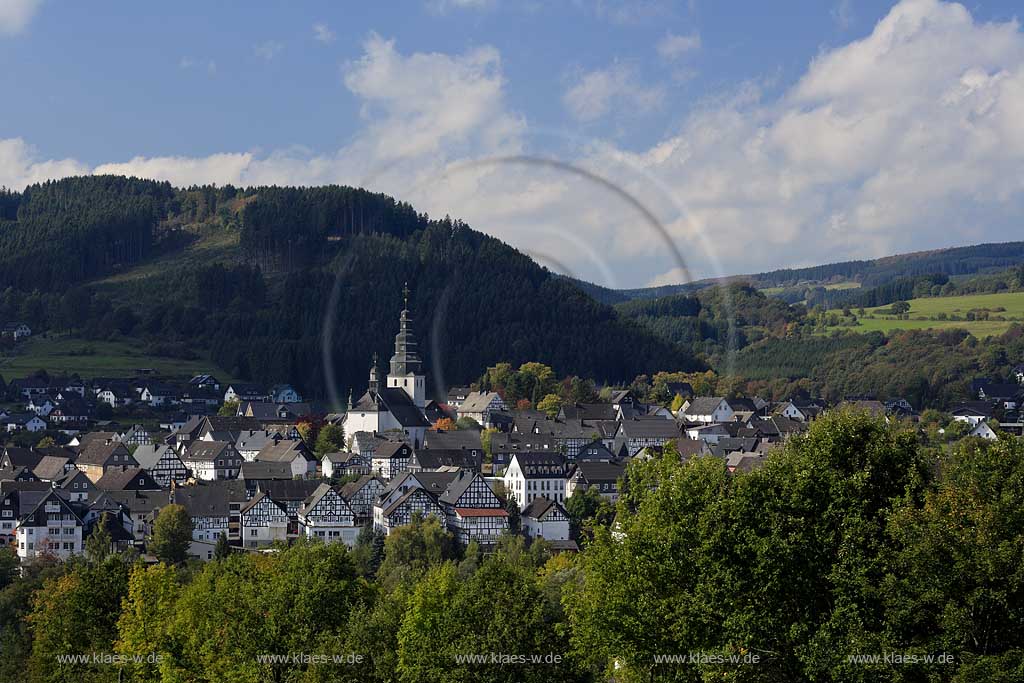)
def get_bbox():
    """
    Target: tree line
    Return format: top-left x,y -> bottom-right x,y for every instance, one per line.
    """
2,410 -> 1022,681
